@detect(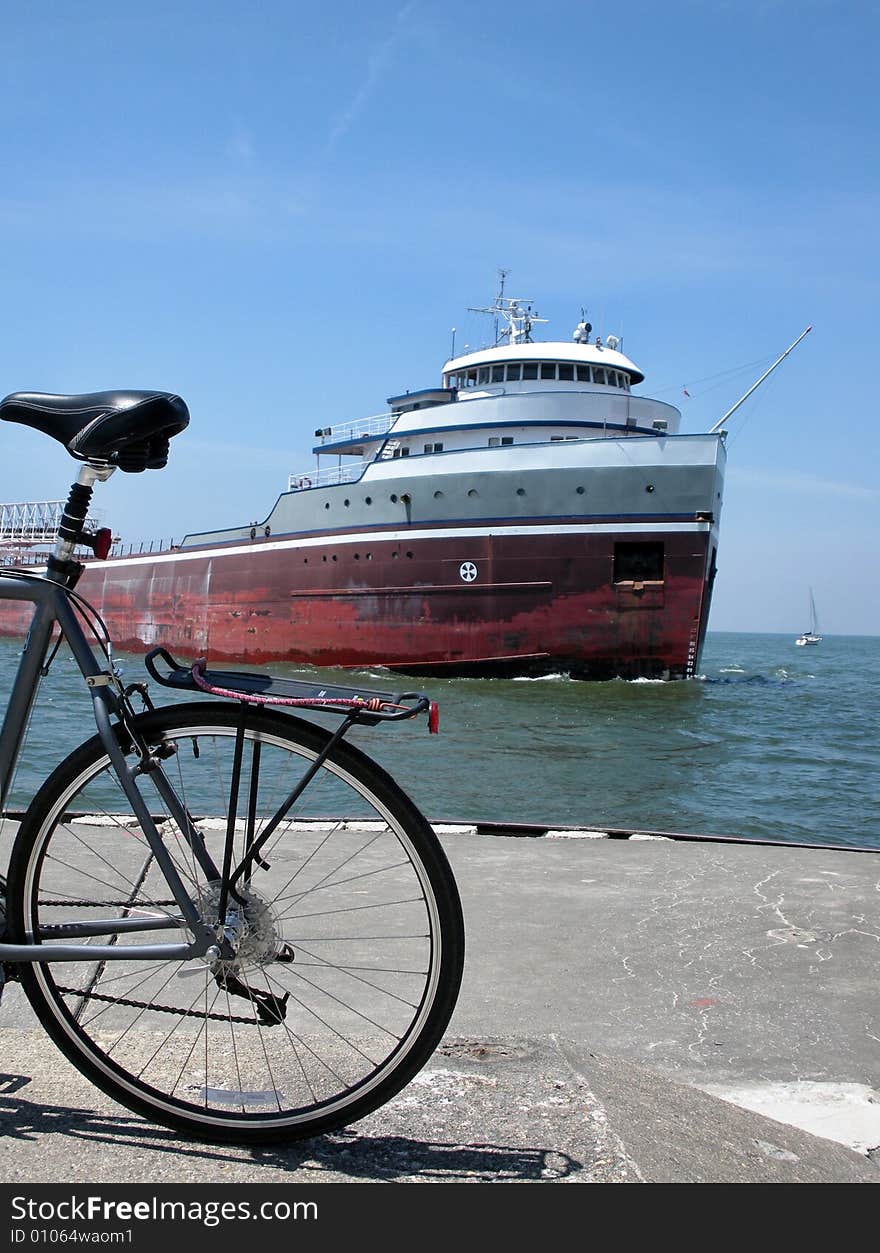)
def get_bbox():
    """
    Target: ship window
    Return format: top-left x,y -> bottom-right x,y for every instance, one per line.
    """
522,363 -> 538,379
506,363 -> 521,381
613,542 -> 664,583
488,437 -> 500,447
477,367 -> 489,384
423,442 -> 444,453
577,366 -> 590,382
594,367 -> 607,385
540,363 -> 556,379
491,365 -> 505,382
501,436 -> 514,445
558,364 -> 574,381
467,370 -> 477,387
